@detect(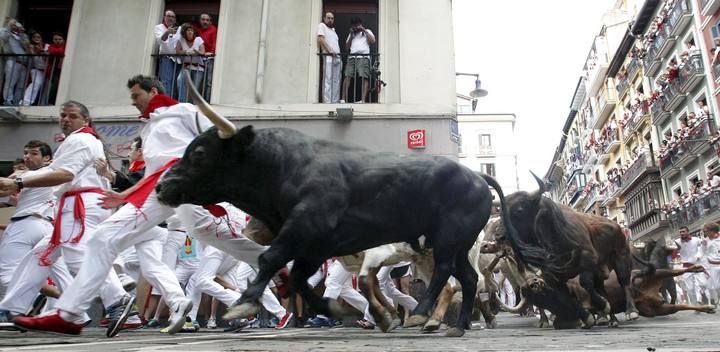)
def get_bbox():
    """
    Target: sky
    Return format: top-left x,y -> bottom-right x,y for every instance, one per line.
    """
453,0 -> 618,190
